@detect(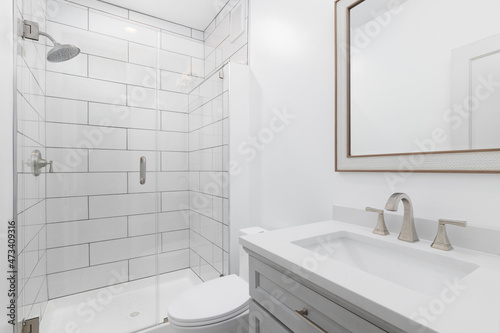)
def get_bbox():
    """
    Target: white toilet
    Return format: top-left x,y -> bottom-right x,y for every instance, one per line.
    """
167,228 -> 267,333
